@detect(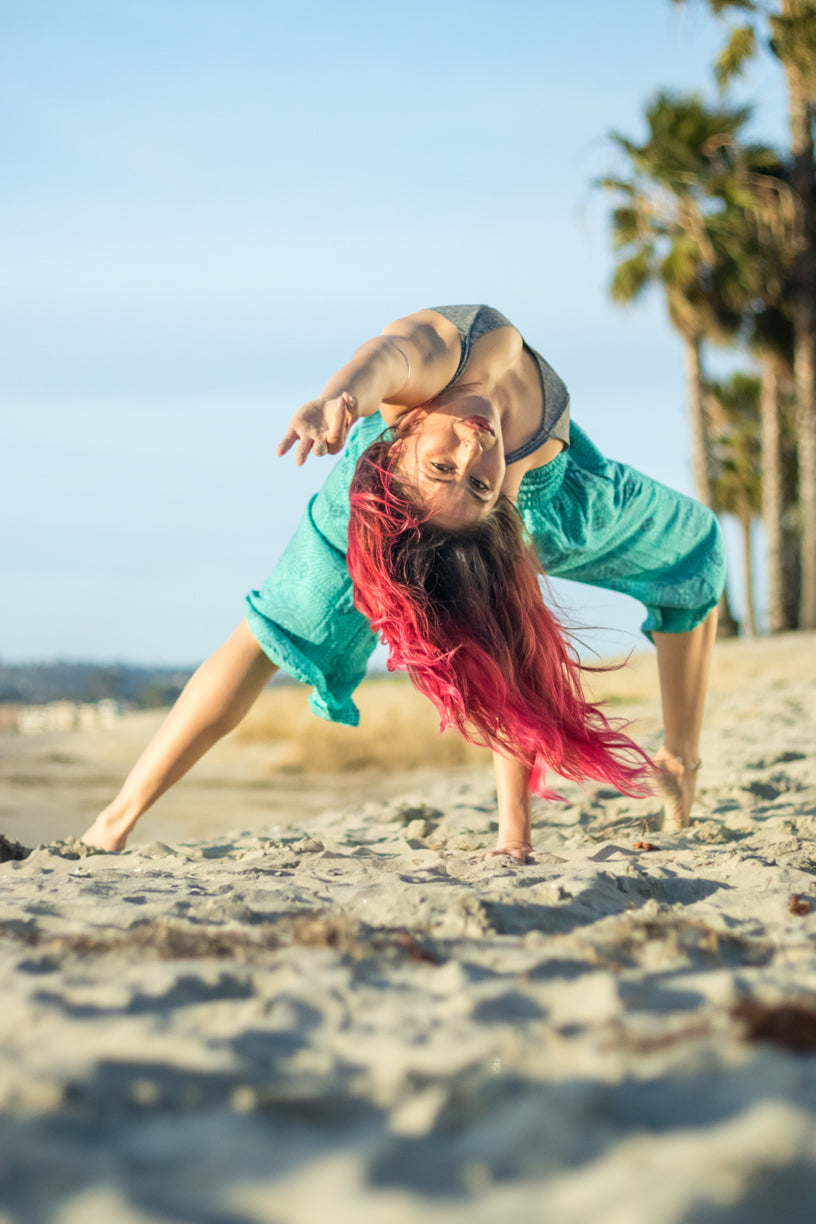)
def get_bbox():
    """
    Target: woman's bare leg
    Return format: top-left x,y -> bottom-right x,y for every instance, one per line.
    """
652,607 -> 718,830
81,619 -> 278,850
